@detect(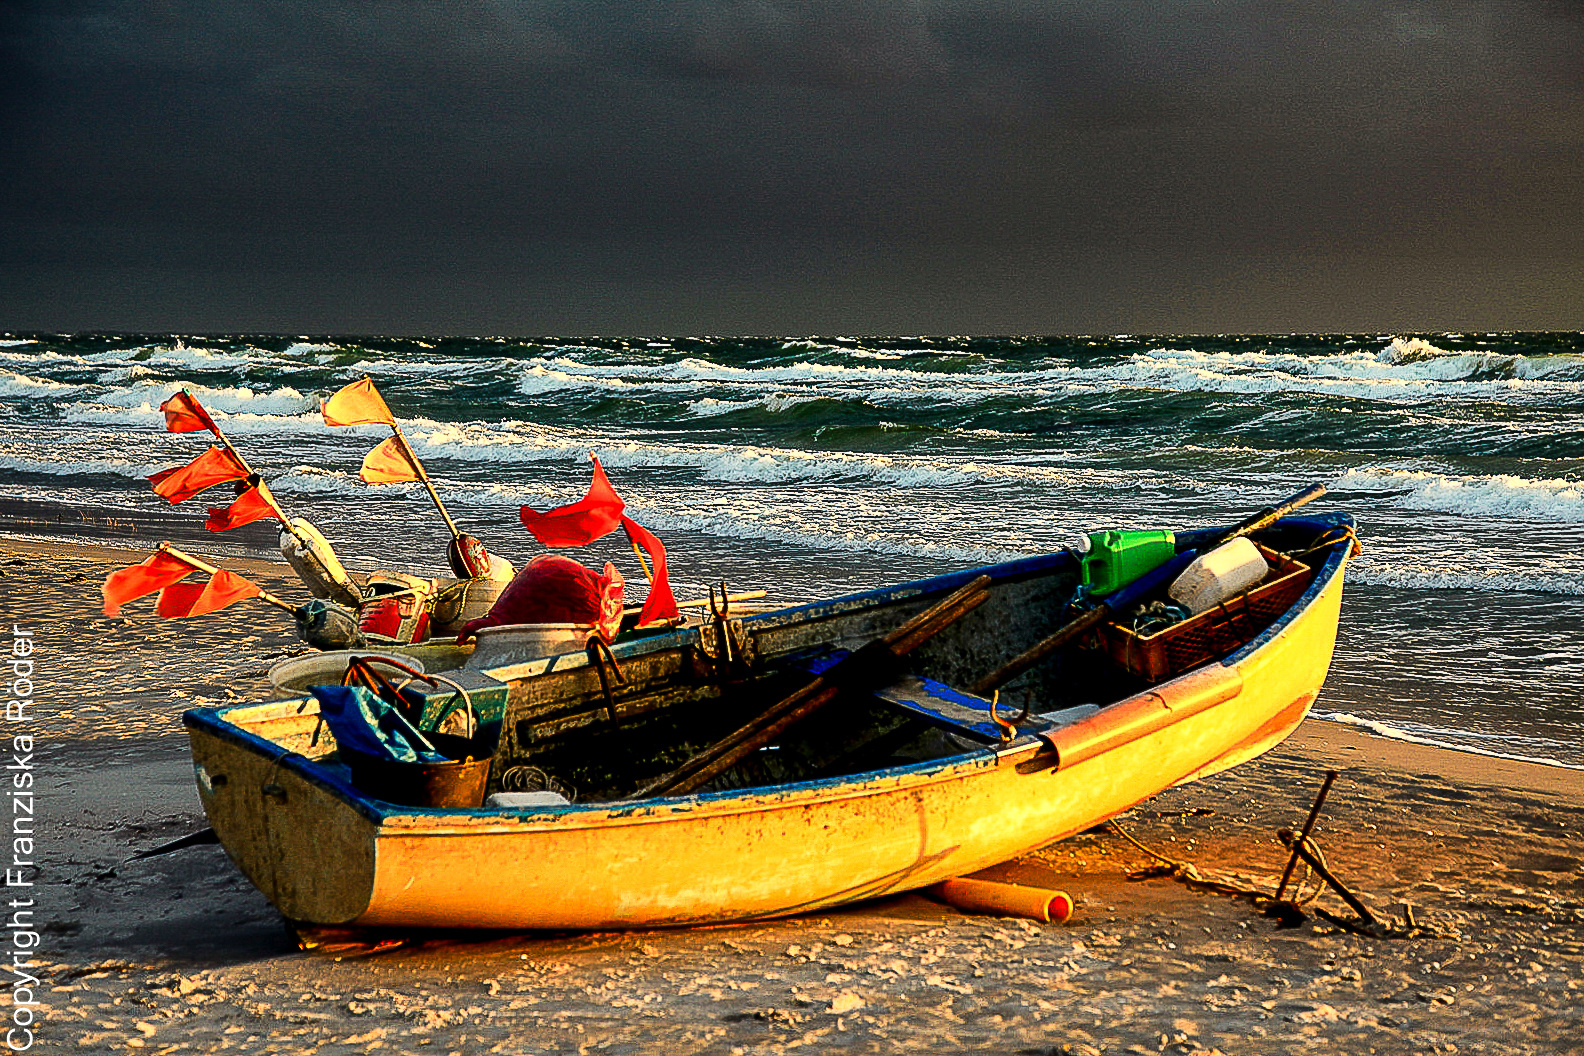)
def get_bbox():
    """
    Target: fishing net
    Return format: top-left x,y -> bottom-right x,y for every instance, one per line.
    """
457,554 -> 624,643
